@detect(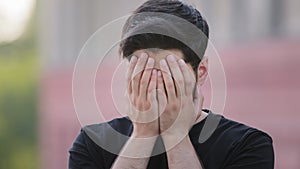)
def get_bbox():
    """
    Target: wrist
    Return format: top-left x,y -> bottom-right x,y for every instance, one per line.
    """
132,131 -> 159,138
132,126 -> 159,138
160,127 -> 190,140
161,132 -> 190,150
120,133 -> 158,159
